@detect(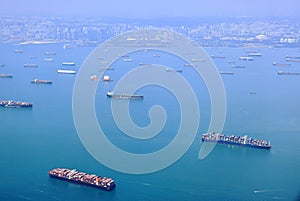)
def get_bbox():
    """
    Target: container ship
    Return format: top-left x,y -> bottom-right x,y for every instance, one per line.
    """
220,71 -> 234,75
248,52 -> 262,57
62,62 -> 75,66
107,91 -> 143,99
239,56 -> 254,61
14,49 -> 23,53
202,132 -> 271,149
48,168 -> 116,191
57,69 -> 76,74
272,62 -> 291,67
31,79 -> 52,84
0,100 -> 32,108
44,51 -> 56,55
277,71 -> 299,75
24,64 -> 38,67
0,74 -> 13,78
